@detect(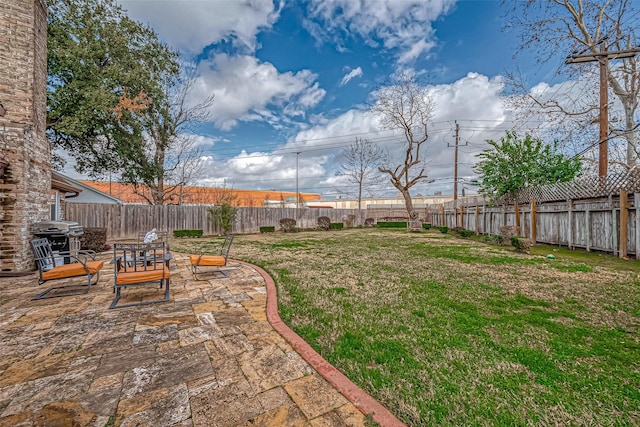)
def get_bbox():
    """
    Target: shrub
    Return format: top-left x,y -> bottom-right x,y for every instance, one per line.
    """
500,225 -> 520,244
458,229 -> 474,238
330,222 -> 344,230
422,222 -> 432,230
346,214 -> 356,228
173,229 -> 203,238
259,226 -> 275,233
80,227 -> 107,252
438,226 -> 449,234
511,236 -> 533,254
377,221 -> 408,228
317,216 -> 331,231
483,234 -> 504,245
208,204 -> 237,235
364,218 -> 375,227
279,218 -> 297,232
